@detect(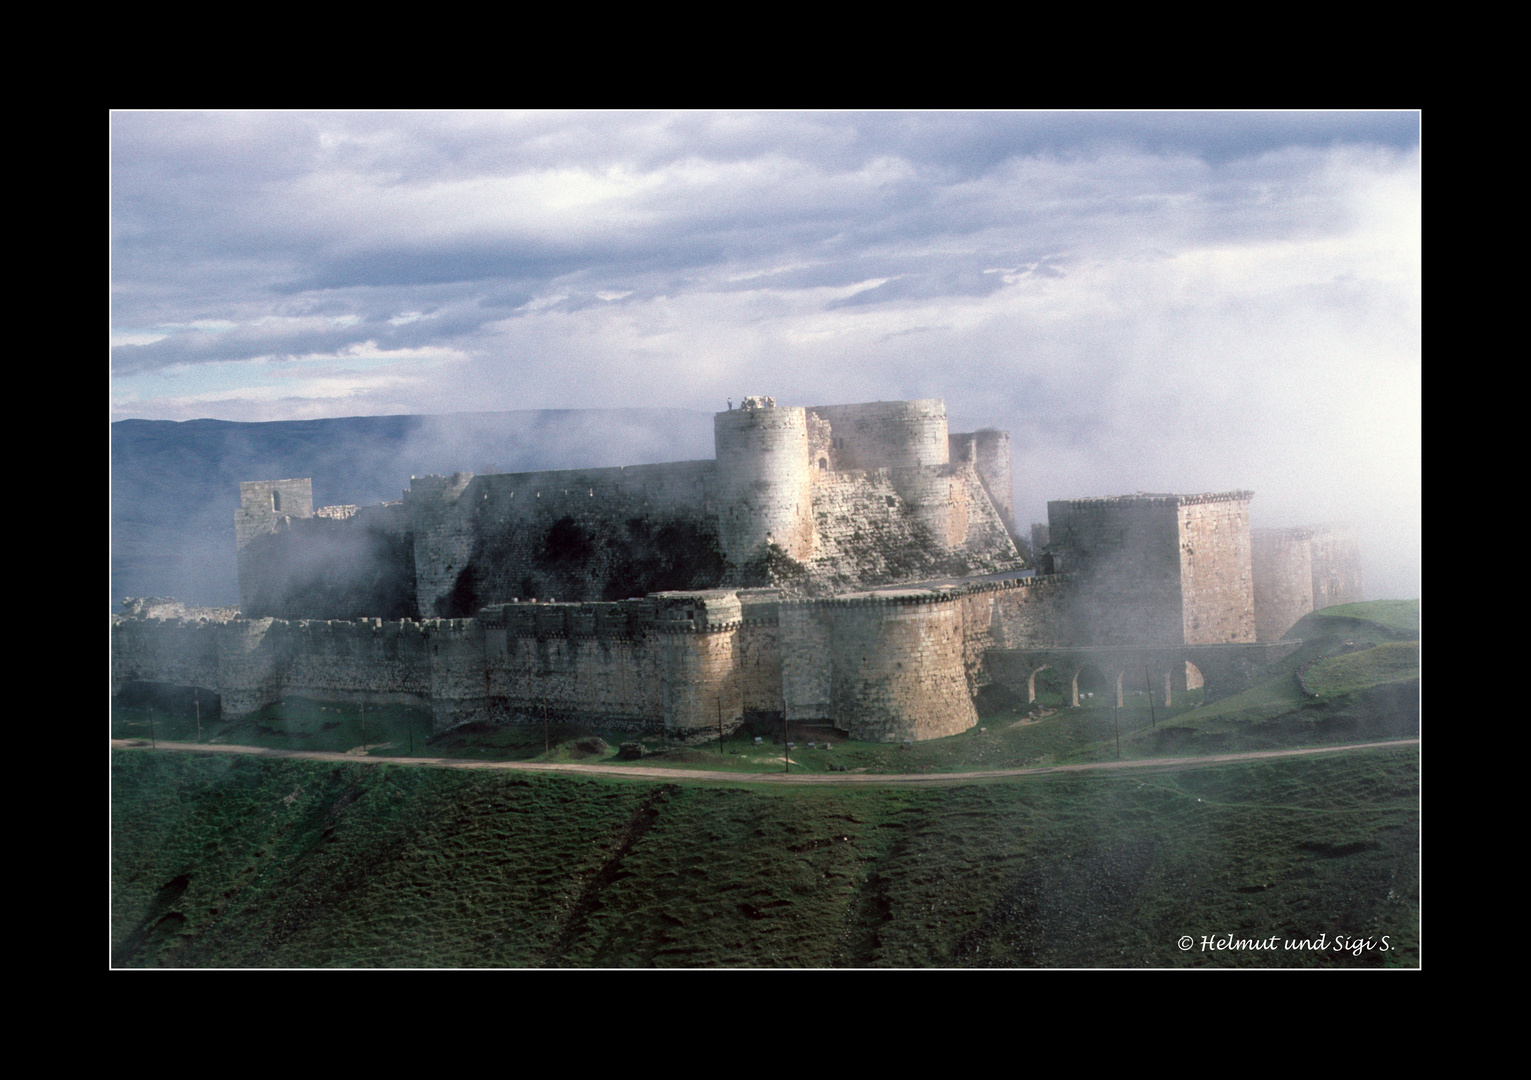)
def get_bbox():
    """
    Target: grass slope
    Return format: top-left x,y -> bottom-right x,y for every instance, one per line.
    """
112,746 -> 1418,968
